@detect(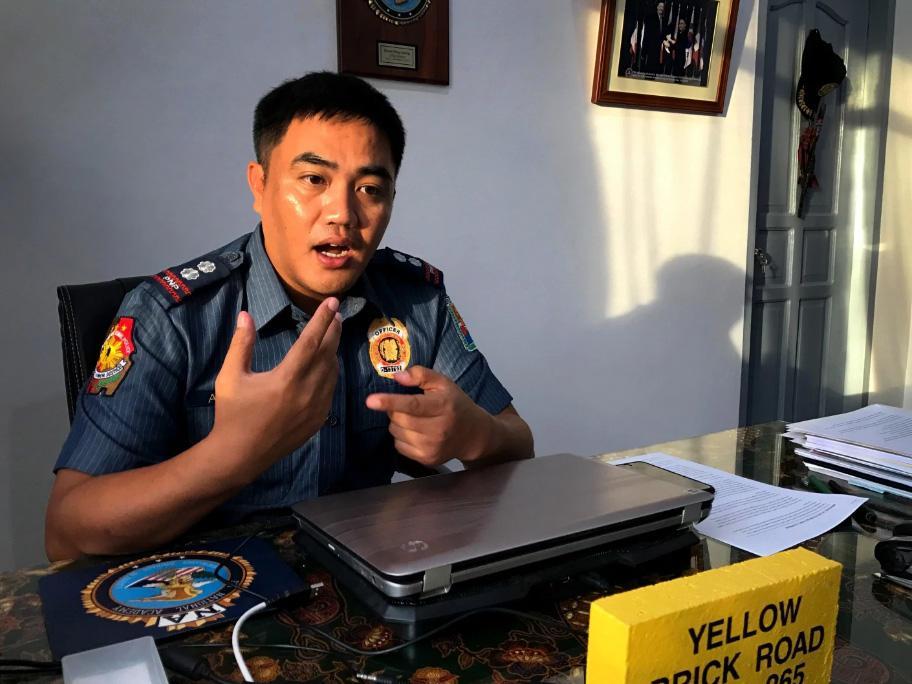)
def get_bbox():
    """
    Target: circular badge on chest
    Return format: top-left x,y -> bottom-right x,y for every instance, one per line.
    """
368,0 -> 431,25
368,317 -> 411,378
